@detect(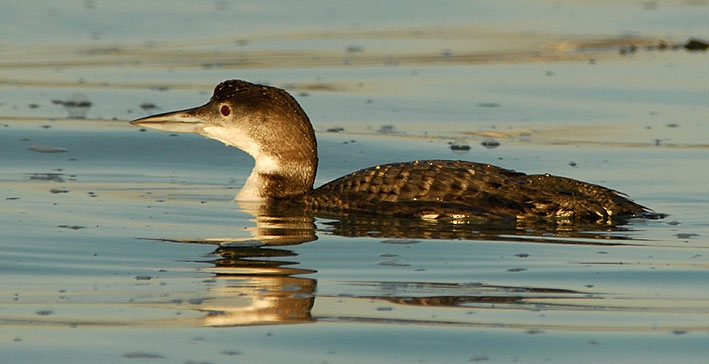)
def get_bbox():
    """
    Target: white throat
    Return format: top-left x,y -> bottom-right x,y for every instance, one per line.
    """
236,155 -> 282,201
201,125 -> 282,201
